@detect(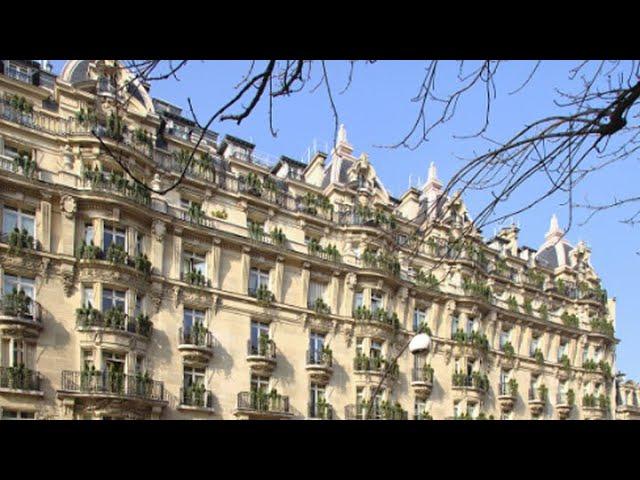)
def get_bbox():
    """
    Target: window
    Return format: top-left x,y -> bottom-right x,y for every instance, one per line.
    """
183,308 -> 205,334
594,347 -> 602,362
467,402 -> 479,419
308,281 -> 327,306
102,288 -> 125,313
413,306 -> 428,332
134,355 -> 144,375
309,332 -> 325,364
500,369 -> 510,391
250,321 -> 269,352
309,382 -> 325,417
251,374 -> 269,392
82,349 -> 94,370
500,328 -> 511,349
558,341 -> 568,361
414,399 -> 427,418
5,62 -> 32,83
134,294 -> 144,318
84,223 -> 94,245
1,410 -> 35,420
249,267 -> 269,293
2,206 -> 35,238
183,250 -> 206,276
82,286 -> 94,308
355,338 -> 364,357
451,314 -> 459,338
371,291 -> 383,312
353,290 -> 364,309
530,334 -> 540,357
183,365 -> 205,389
2,274 -> 35,315
370,340 -> 383,358
582,345 -> 590,364
356,387 -> 365,419
466,317 -> 476,335
453,401 -> 461,418
102,351 -> 125,373
135,232 -> 144,256
103,224 -> 126,252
